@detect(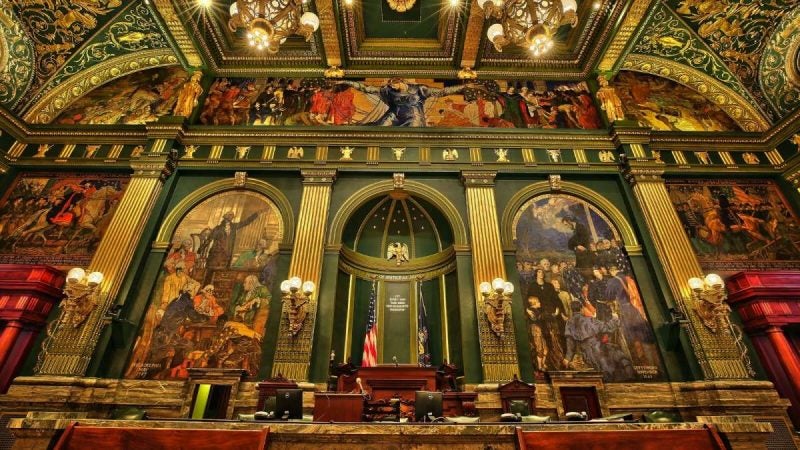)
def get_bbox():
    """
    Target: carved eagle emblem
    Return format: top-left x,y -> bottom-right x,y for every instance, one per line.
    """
386,242 -> 410,265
